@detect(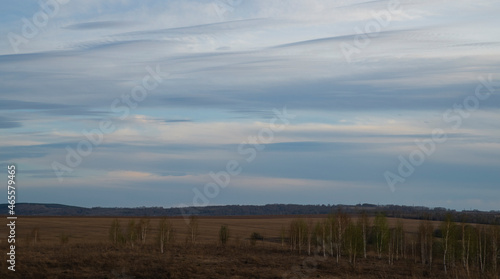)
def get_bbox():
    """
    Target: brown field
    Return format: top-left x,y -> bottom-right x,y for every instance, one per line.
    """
0,215 -> 497,278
